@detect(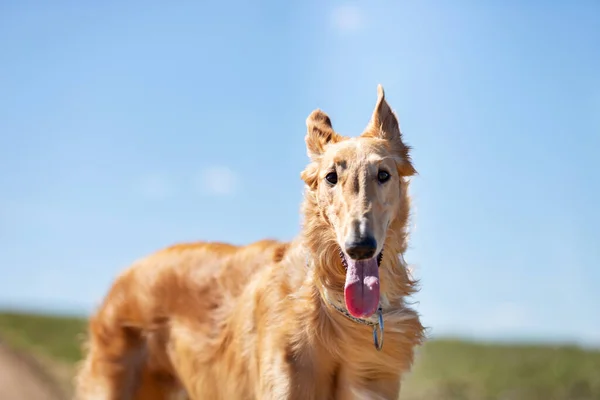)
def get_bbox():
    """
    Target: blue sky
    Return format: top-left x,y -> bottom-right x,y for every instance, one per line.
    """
1,0 -> 599,346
